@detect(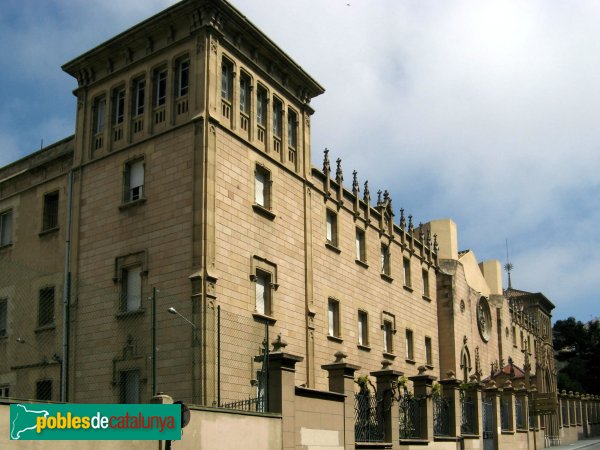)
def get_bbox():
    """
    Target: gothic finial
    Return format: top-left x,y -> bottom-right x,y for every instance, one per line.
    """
433,234 -> 439,253
426,229 -> 431,246
383,190 -> 389,202
363,181 -> 370,203
419,222 -> 424,241
271,333 -> 288,352
323,148 -> 330,174
408,215 -> 414,233
335,158 -> 343,184
377,190 -> 382,206
352,170 -> 359,195
400,208 -> 406,230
